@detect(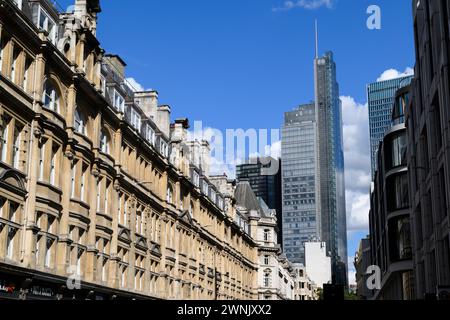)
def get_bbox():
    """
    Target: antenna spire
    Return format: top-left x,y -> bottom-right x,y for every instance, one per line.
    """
315,19 -> 319,59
